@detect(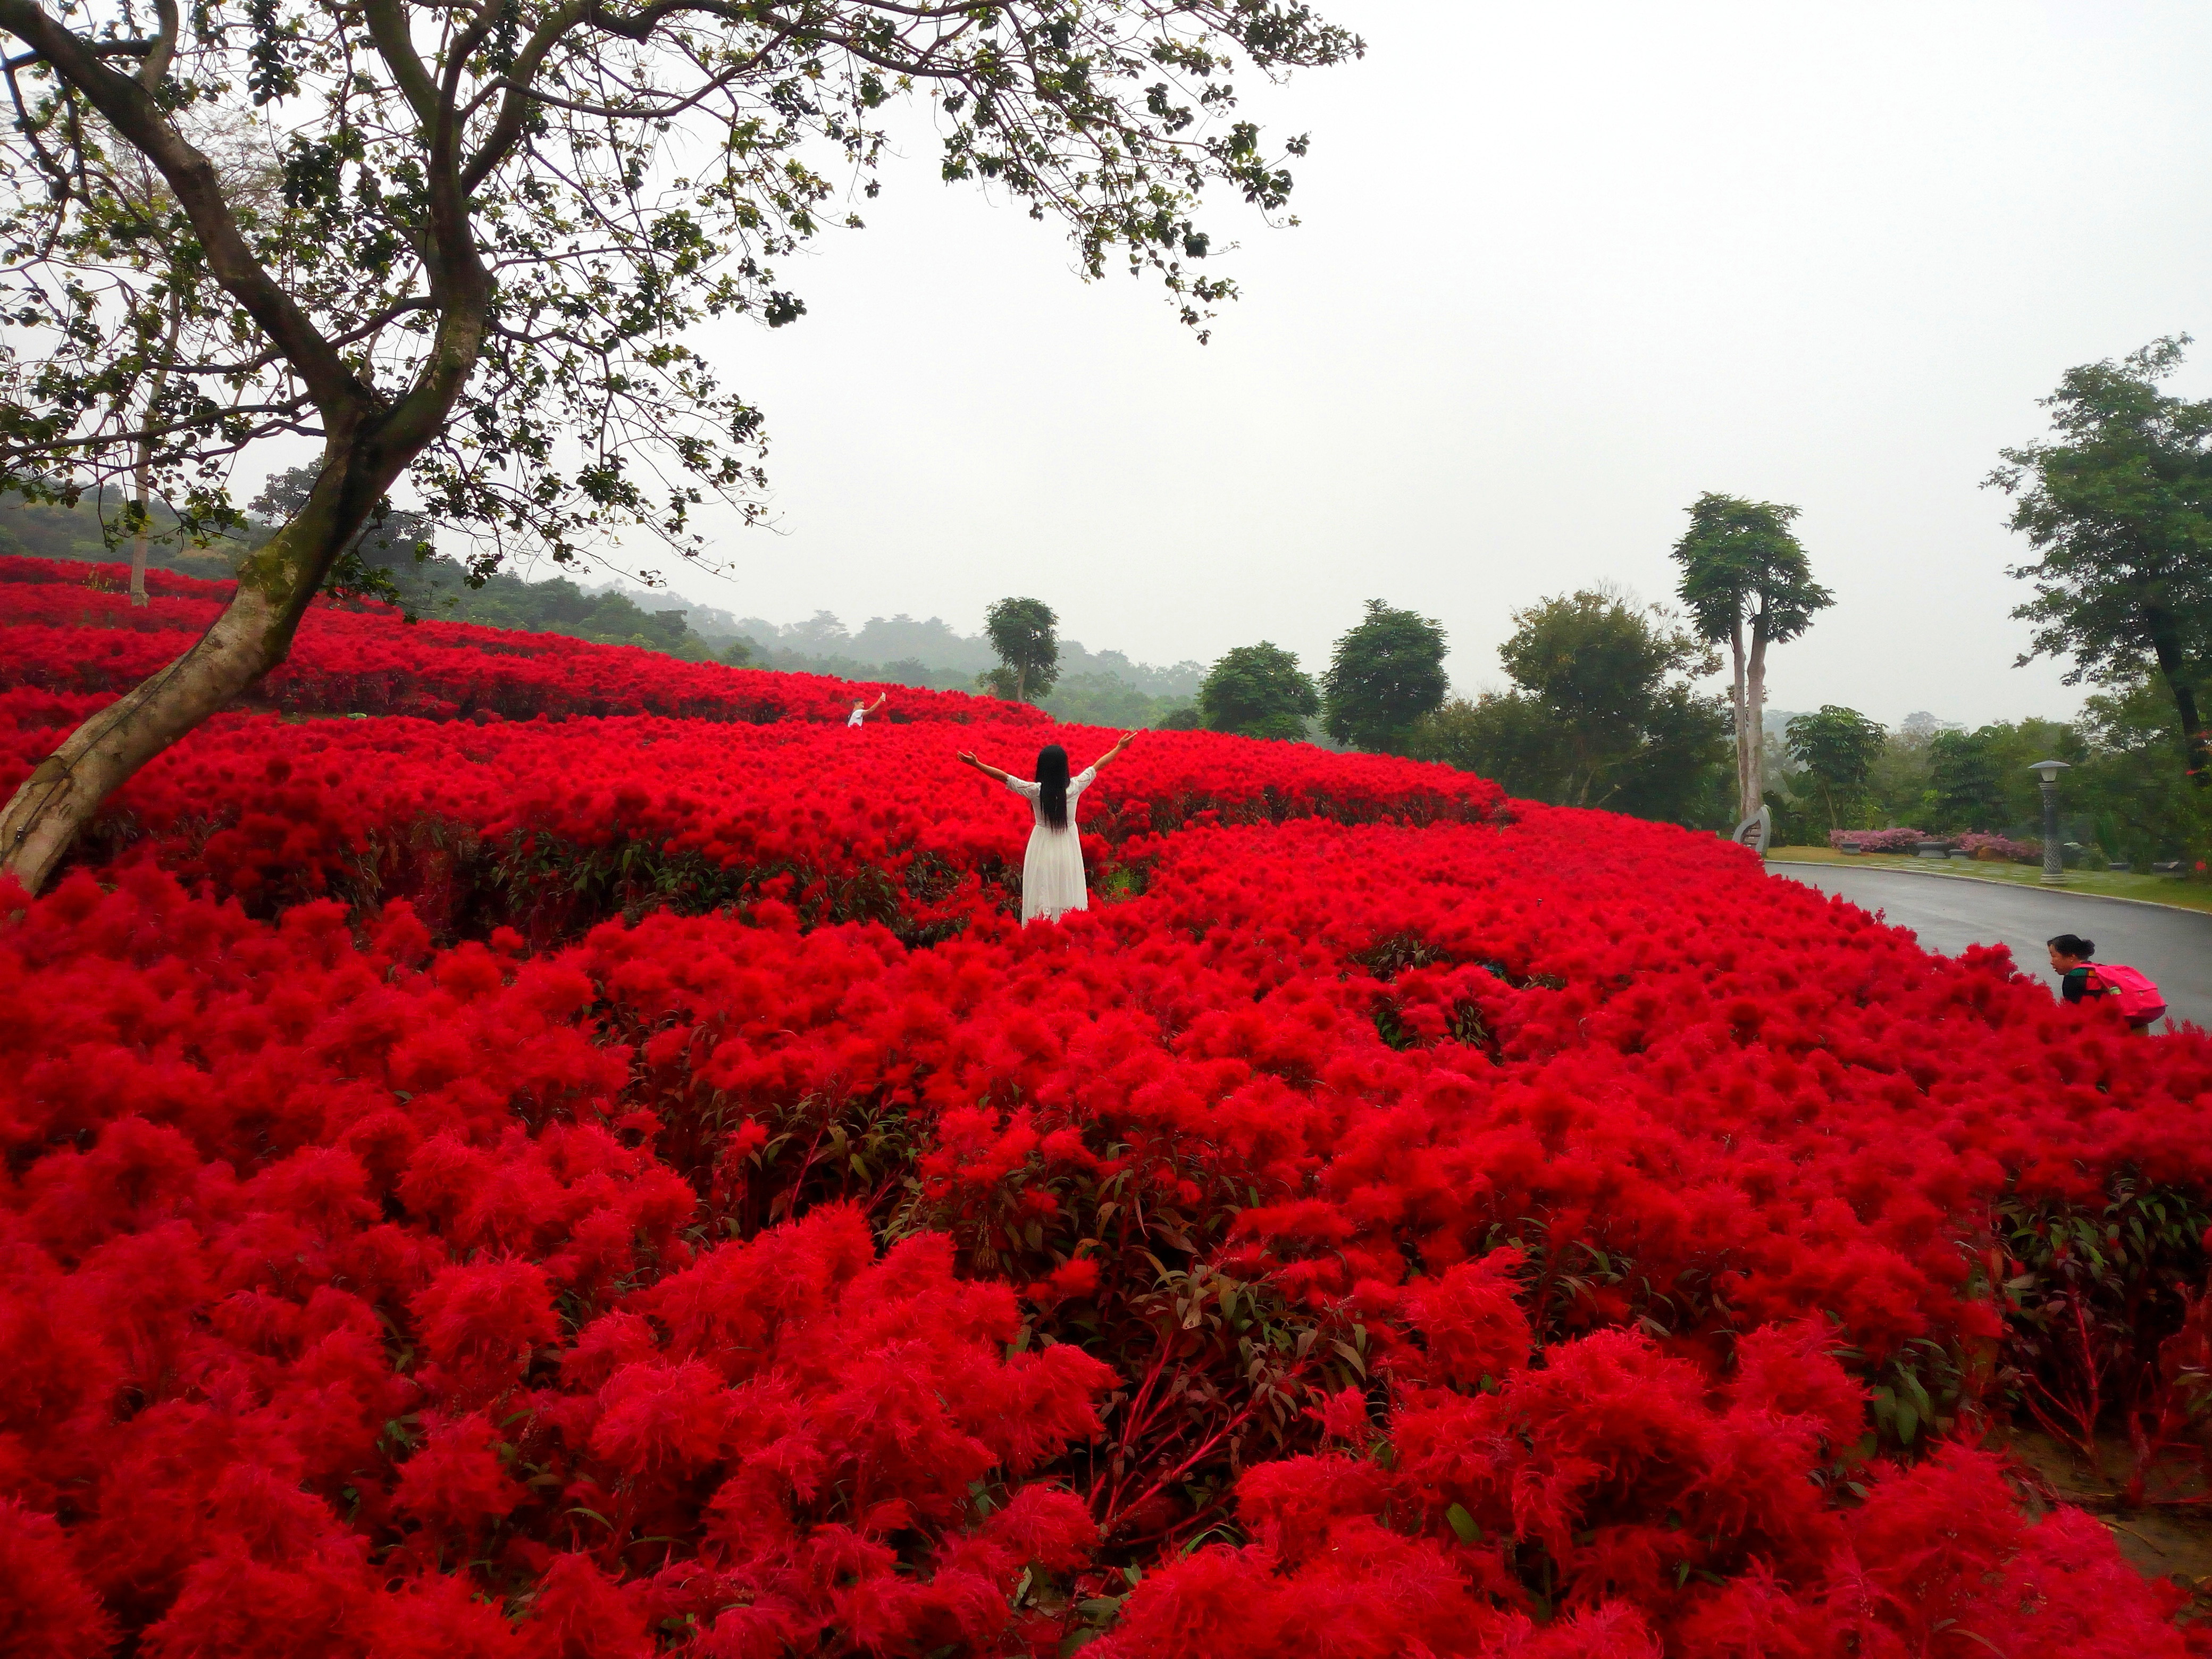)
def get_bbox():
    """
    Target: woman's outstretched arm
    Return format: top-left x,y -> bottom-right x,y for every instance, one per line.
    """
1088,731 -> 1137,773
958,751 -> 1015,783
